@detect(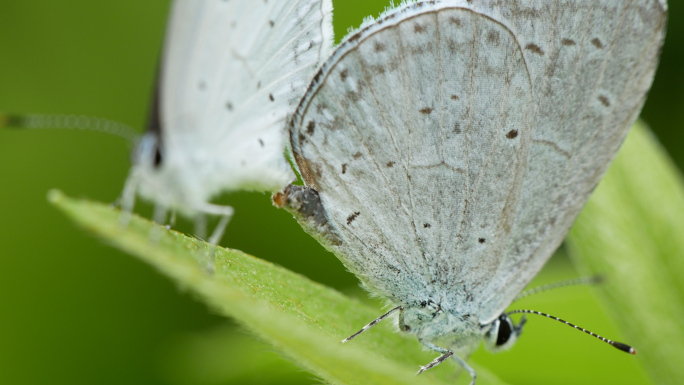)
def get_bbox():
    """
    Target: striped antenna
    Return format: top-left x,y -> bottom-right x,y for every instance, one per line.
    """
515,275 -> 603,301
1,112 -> 140,144
506,309 -> 636,355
